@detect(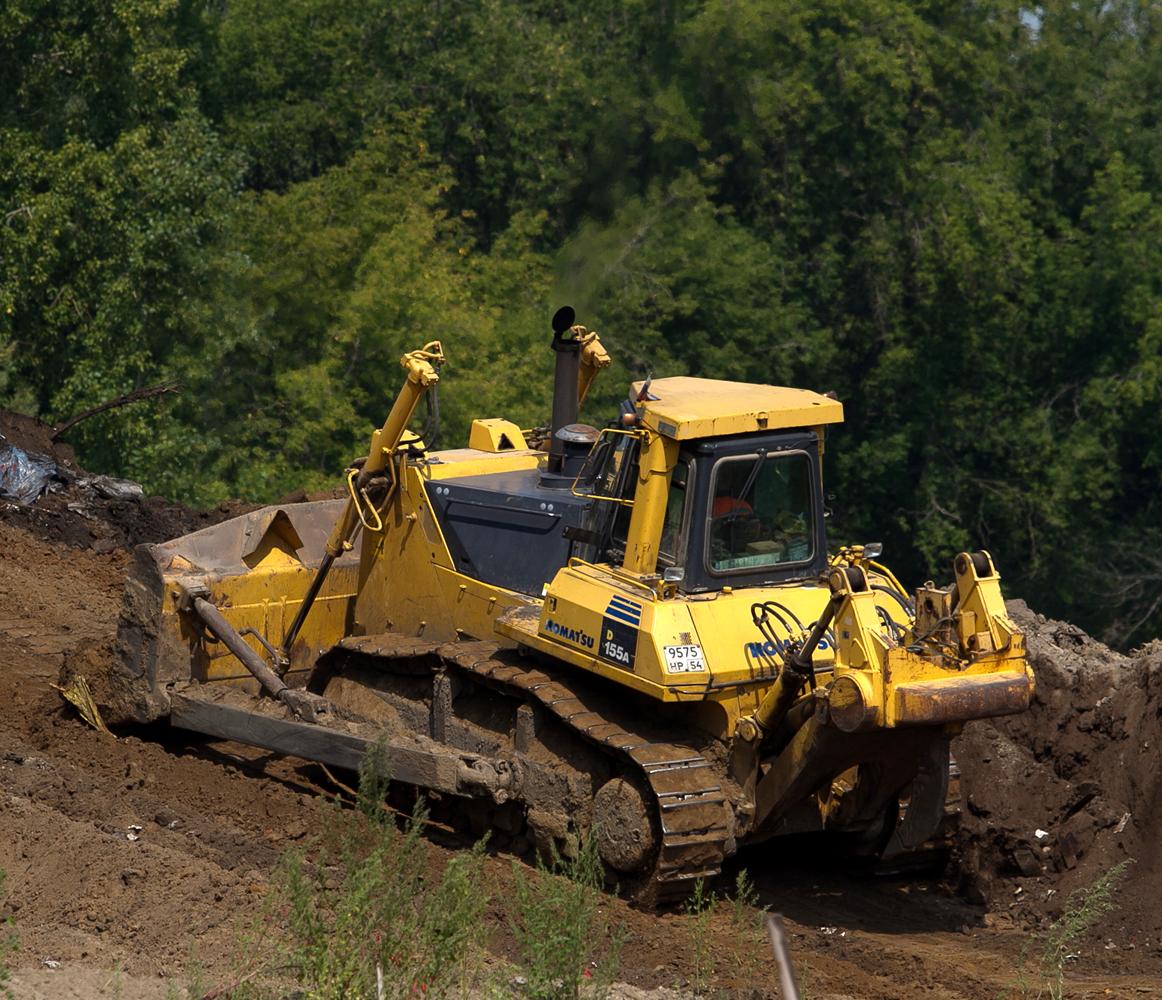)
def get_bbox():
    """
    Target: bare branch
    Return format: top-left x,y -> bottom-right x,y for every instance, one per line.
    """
51,381 -> 181,440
